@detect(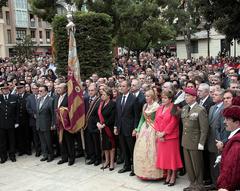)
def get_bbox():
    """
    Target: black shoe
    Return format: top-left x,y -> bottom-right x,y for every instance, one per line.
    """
168,182 -> 175,187
94,160 -> 100,166
0,157 -> 7,164
68,160 -> 75,166
129,171 -> 135,176
179,168 -> 186,176
18,152 -> 24,156
40,157 -> 48,162
118,167 -> 131,173
57,159 -> 68,165
163,180 -> 170,185
100,163 -> 110,169
35,151 -> 41,157
47,157 -> 54,162
10,156 -> 16,162
86,159 -> 95,165
109,167 -> 114,171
